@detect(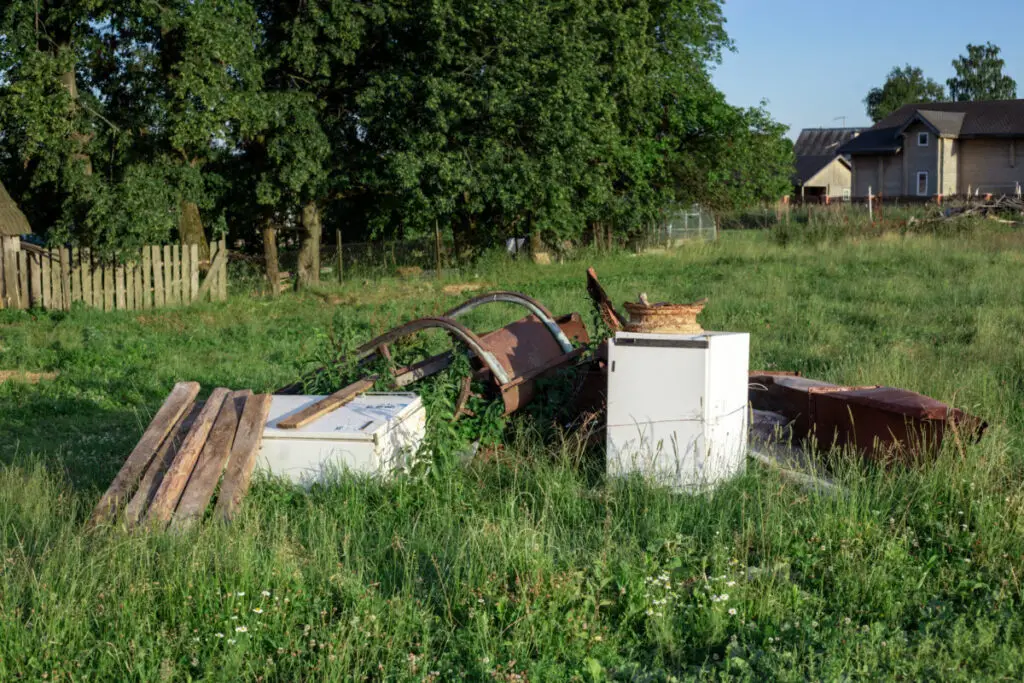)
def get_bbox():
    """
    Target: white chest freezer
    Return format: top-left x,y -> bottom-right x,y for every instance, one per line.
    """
258,392 -> 426,485
606,331 -> 749,491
